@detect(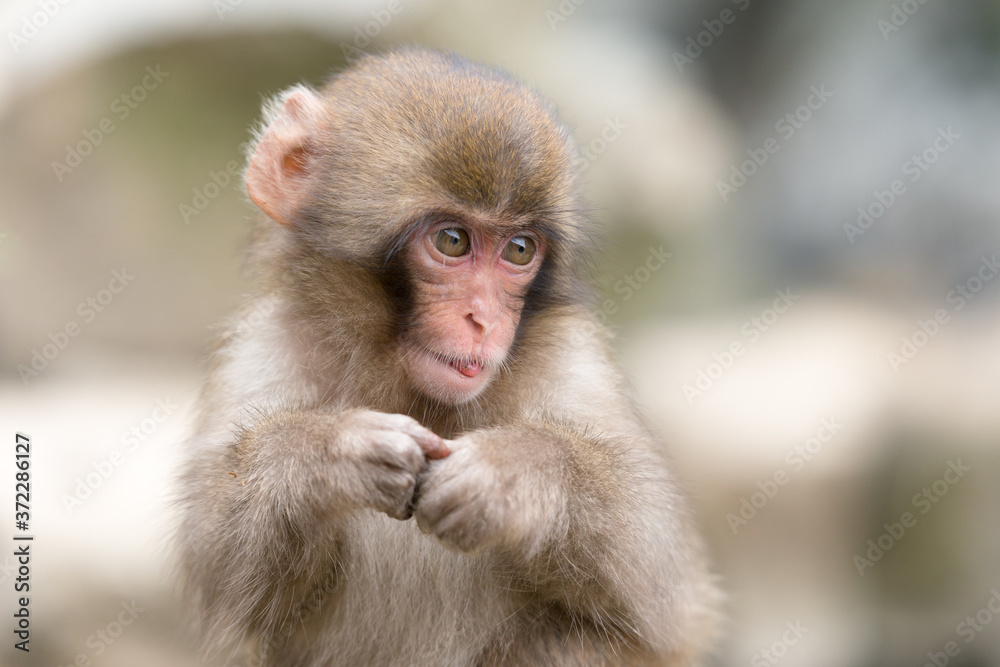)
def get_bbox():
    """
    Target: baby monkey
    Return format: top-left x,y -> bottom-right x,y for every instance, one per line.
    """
178,48 -> 717,666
